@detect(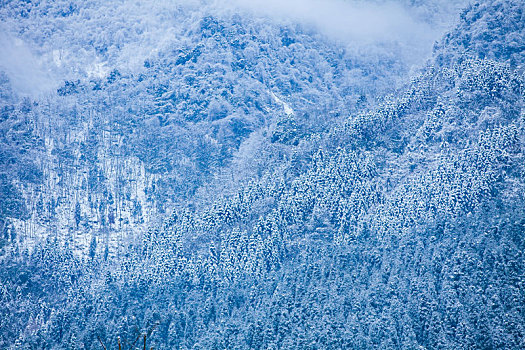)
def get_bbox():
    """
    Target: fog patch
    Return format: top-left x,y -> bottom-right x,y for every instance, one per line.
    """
220,0 -> 444,64
0,31 -> 57,97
